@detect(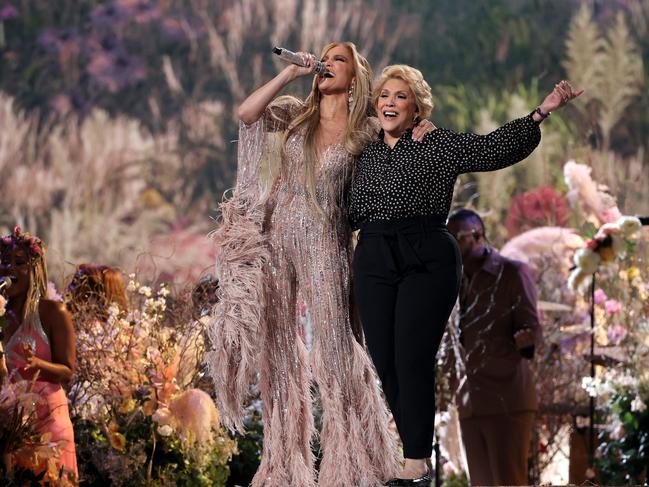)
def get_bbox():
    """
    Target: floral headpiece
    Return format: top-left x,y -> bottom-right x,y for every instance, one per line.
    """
0,226 -> 46,261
